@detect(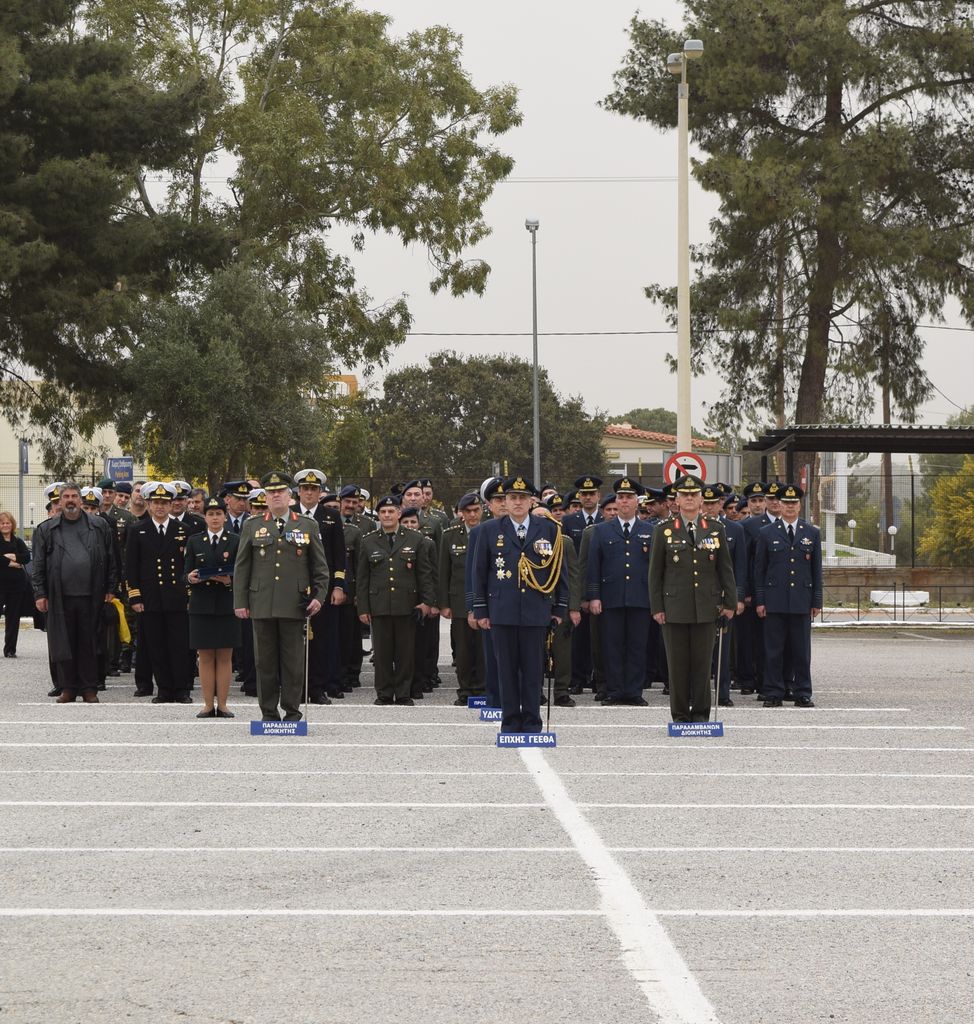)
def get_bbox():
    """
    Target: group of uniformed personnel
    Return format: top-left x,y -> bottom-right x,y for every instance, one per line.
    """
36,464 -> 822,725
